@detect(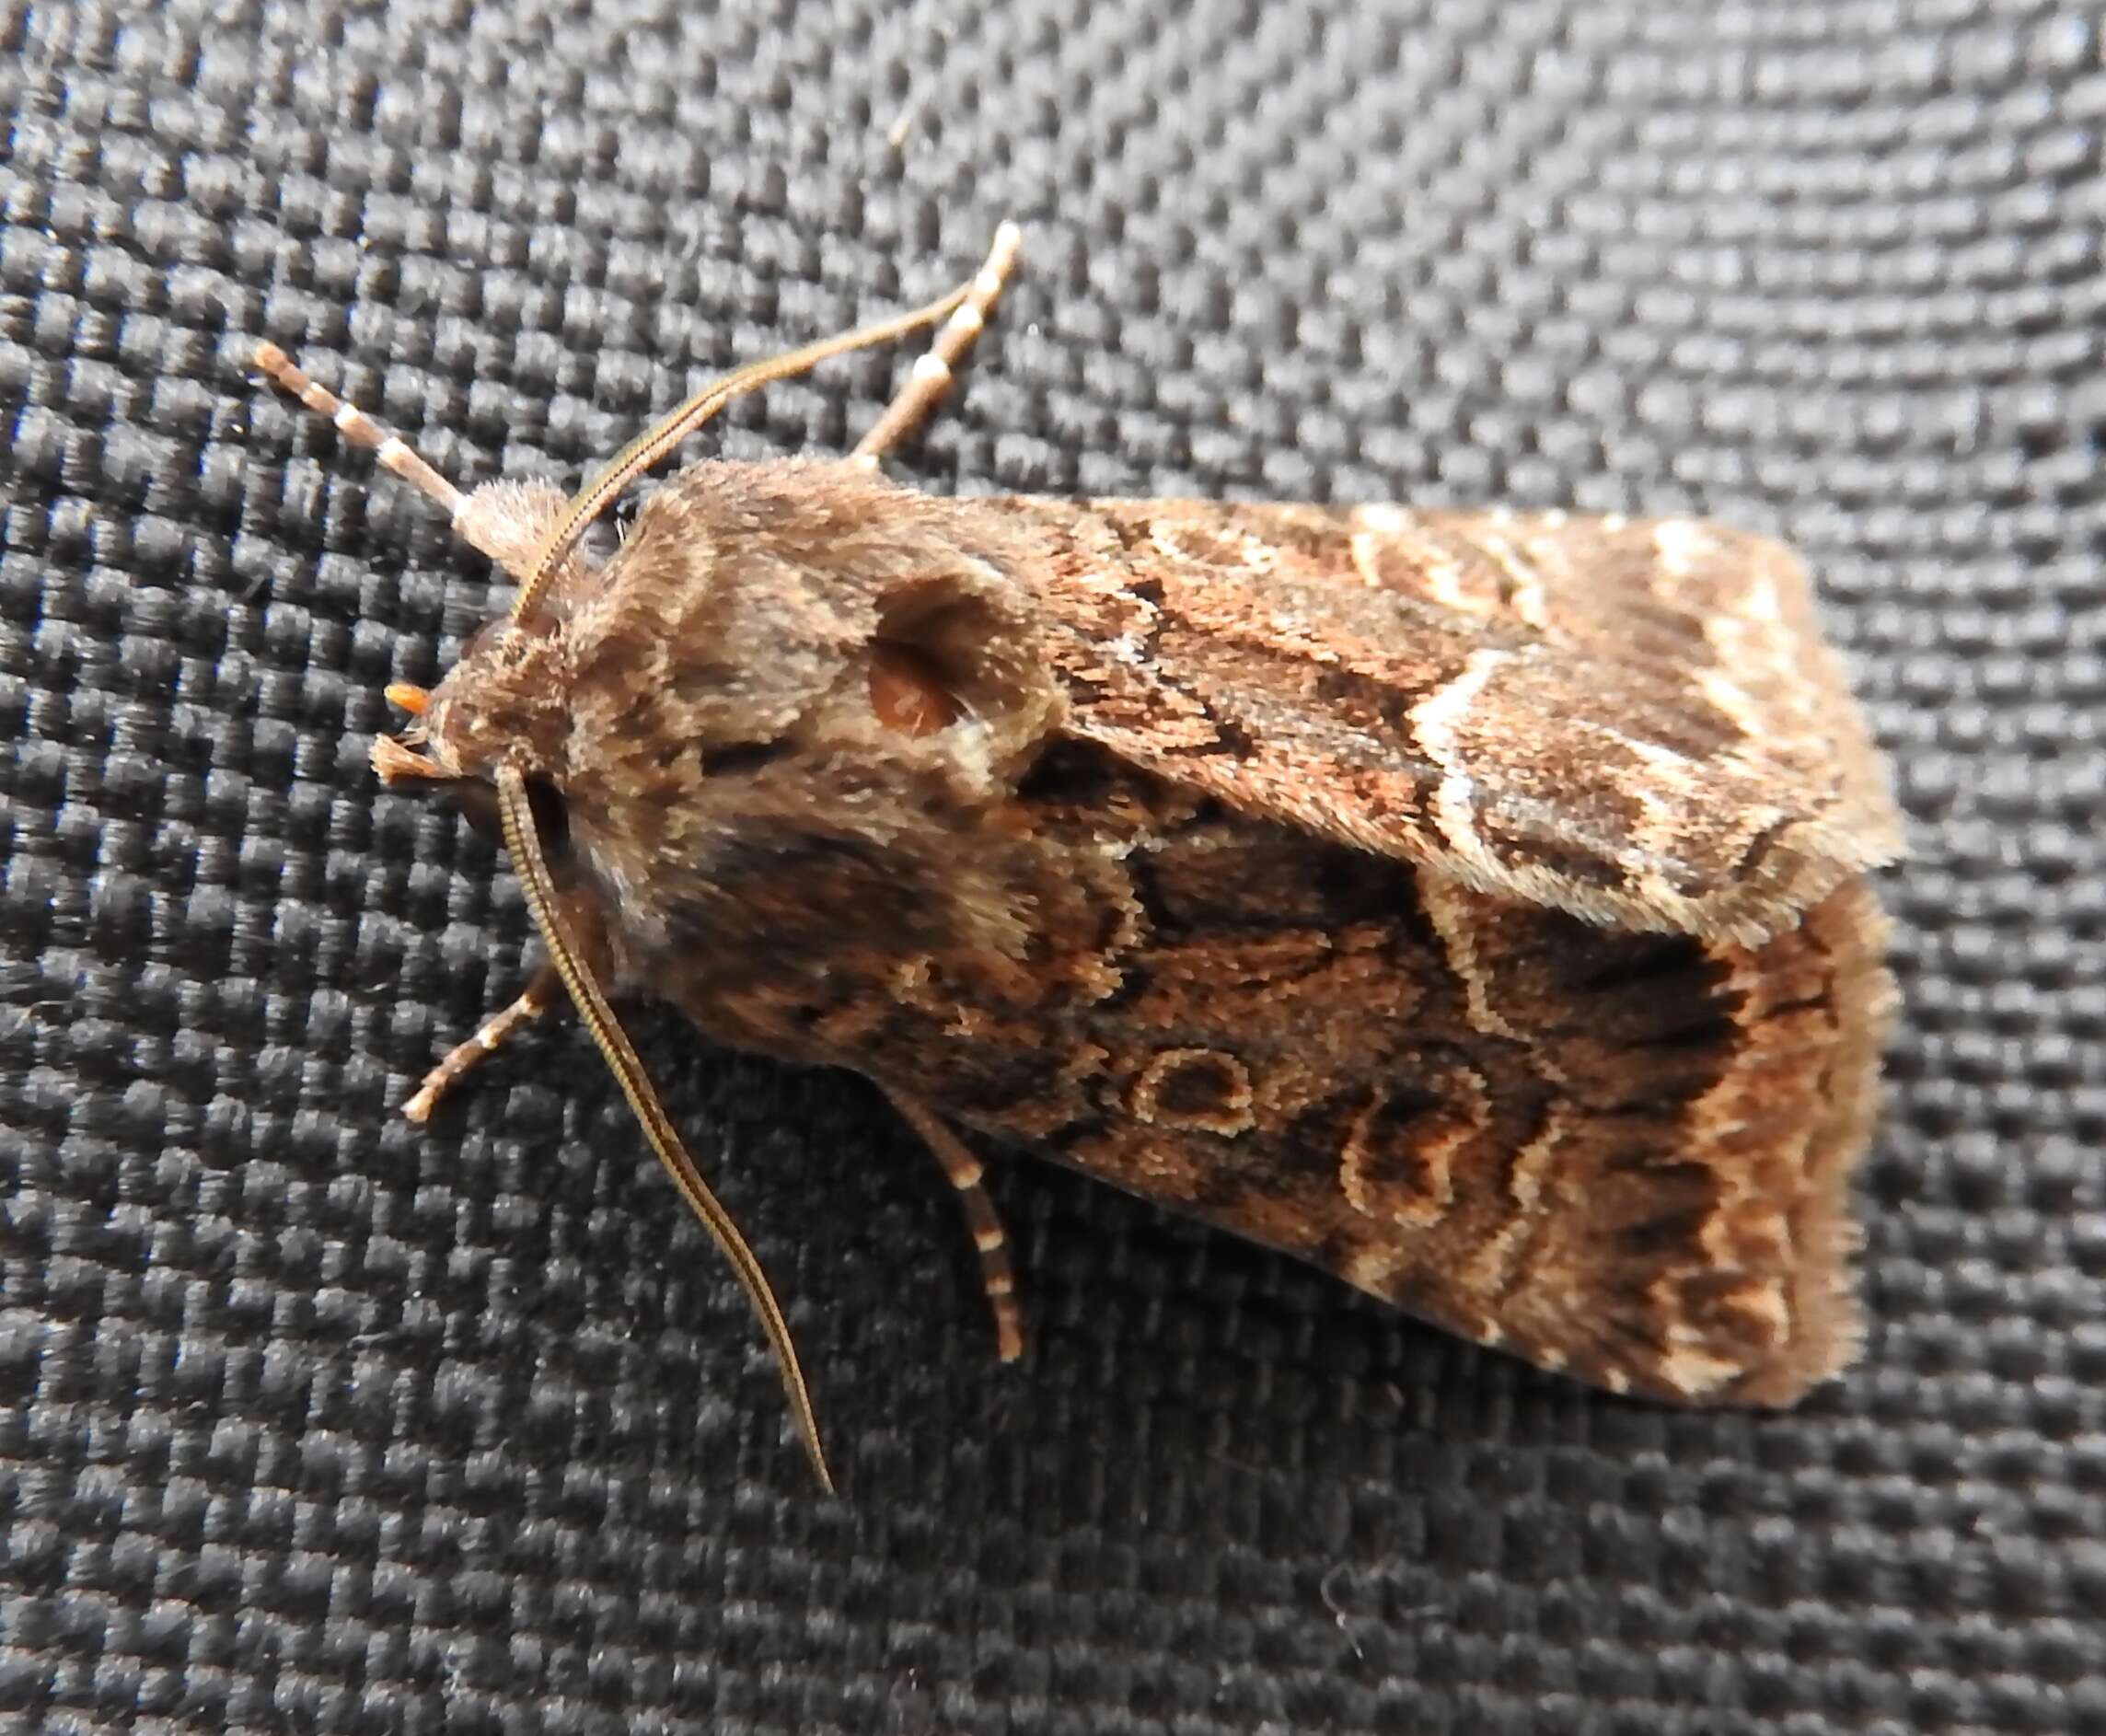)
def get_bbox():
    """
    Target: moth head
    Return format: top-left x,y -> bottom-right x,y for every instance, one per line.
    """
371,608 -> 574,856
